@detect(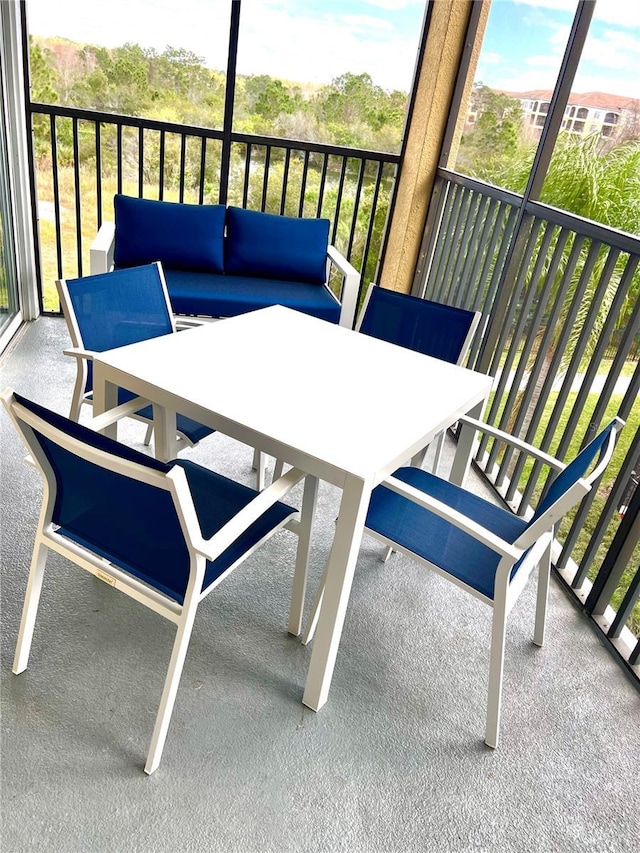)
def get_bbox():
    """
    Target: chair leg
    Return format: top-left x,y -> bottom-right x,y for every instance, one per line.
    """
69,374 -> 86,422
301,544 -> 333,645
288,475 -> 319,636
430,431 -> 446,476
143,423 -> 154,446
272,458 -> 285,482
13,539 -> 49,675
381,545 -> 395,562
144,606 -> 198,775
252,450 -> 268,490
534,541 -> 552,647
485,589 -> 508,749
410,446 -> 428,469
